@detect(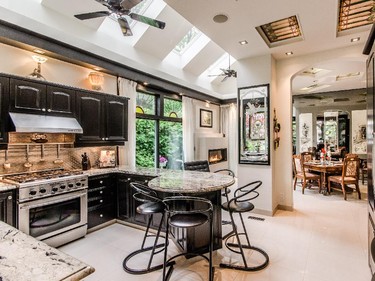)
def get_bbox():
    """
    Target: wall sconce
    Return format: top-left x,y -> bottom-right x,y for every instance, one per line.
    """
88,71 -> 104,90
28,55 -> 48,80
